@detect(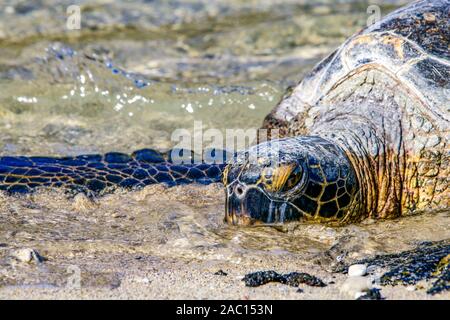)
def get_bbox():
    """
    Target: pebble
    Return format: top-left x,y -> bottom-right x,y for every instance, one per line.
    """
11,248 -> 44,263
340,276 -> 373,298
214,270 -> 228,276
423,13 -> 436,23
73,193 -> 97,211
134,277 -> 151,284
348,264 -> 367,277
